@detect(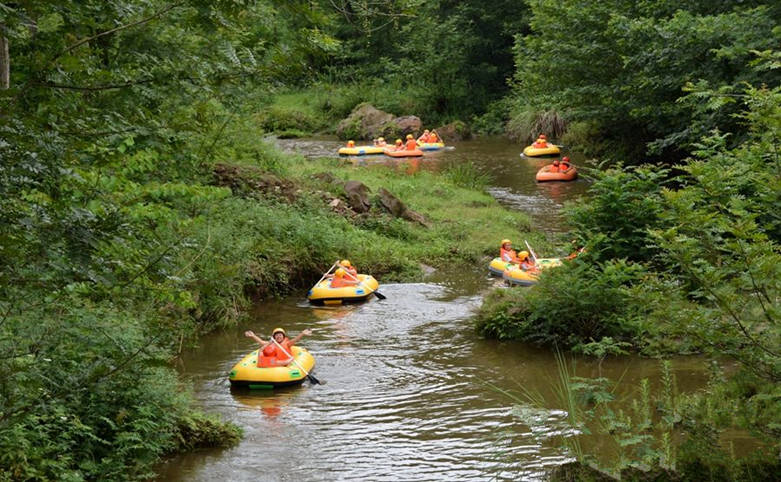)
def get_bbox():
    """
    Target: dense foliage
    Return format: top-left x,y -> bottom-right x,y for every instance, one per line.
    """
510,0 -> 781,162
0,2 -> 539,477
323,0 -> 528,122
480,63 -> 780,476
